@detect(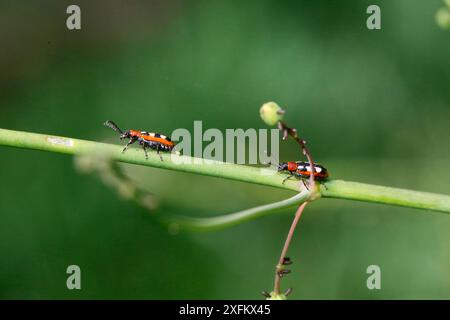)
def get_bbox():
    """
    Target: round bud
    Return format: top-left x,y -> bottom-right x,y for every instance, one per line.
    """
436,7 -> 450,29
259,101 -> 285,126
